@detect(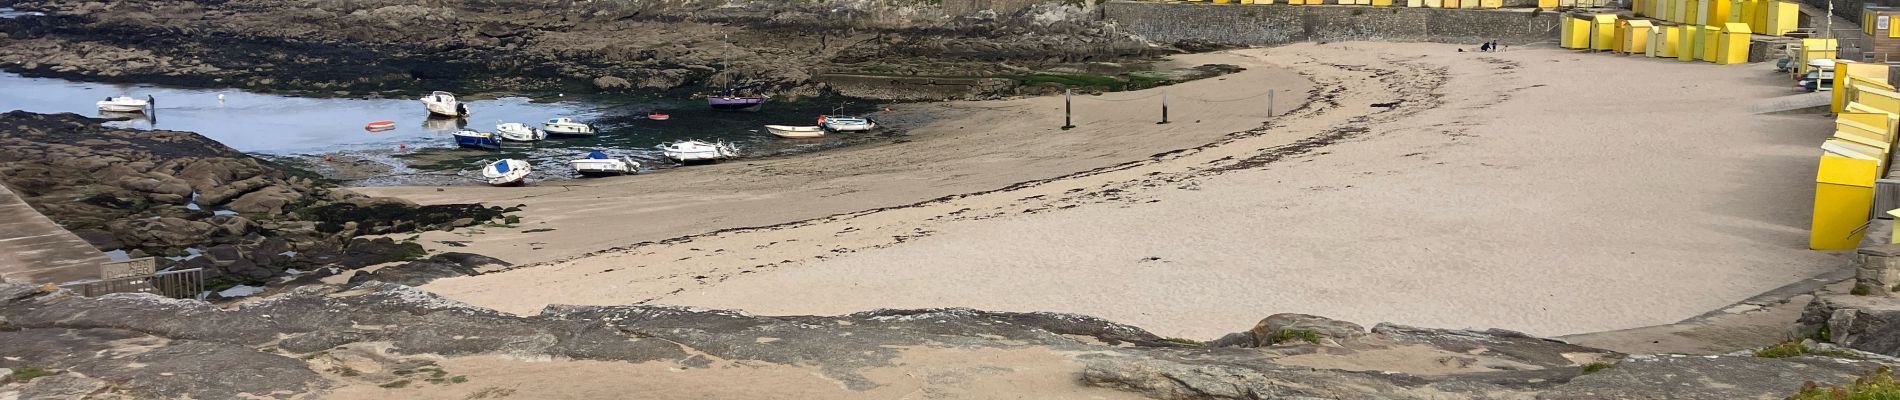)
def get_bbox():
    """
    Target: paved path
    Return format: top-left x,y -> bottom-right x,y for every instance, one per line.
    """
0,184 -> 106,284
